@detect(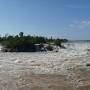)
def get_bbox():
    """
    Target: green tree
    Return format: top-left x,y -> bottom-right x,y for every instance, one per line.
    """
54,39 -> 62,47
19,32 -> 24,37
